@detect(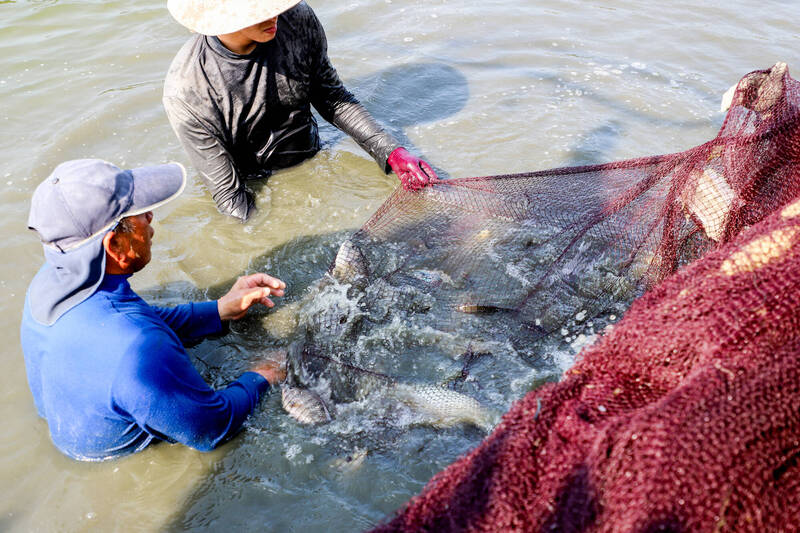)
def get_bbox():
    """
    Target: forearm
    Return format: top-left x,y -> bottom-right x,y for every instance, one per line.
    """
179,372 -> 270,451
164,97 -> 254,221
152,301 -> 224,343
307,11 -> 400,172
144,373 -> 270,452
331,100 -> 401,172
117,338 -> 272,453
204,169 -> 253,222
